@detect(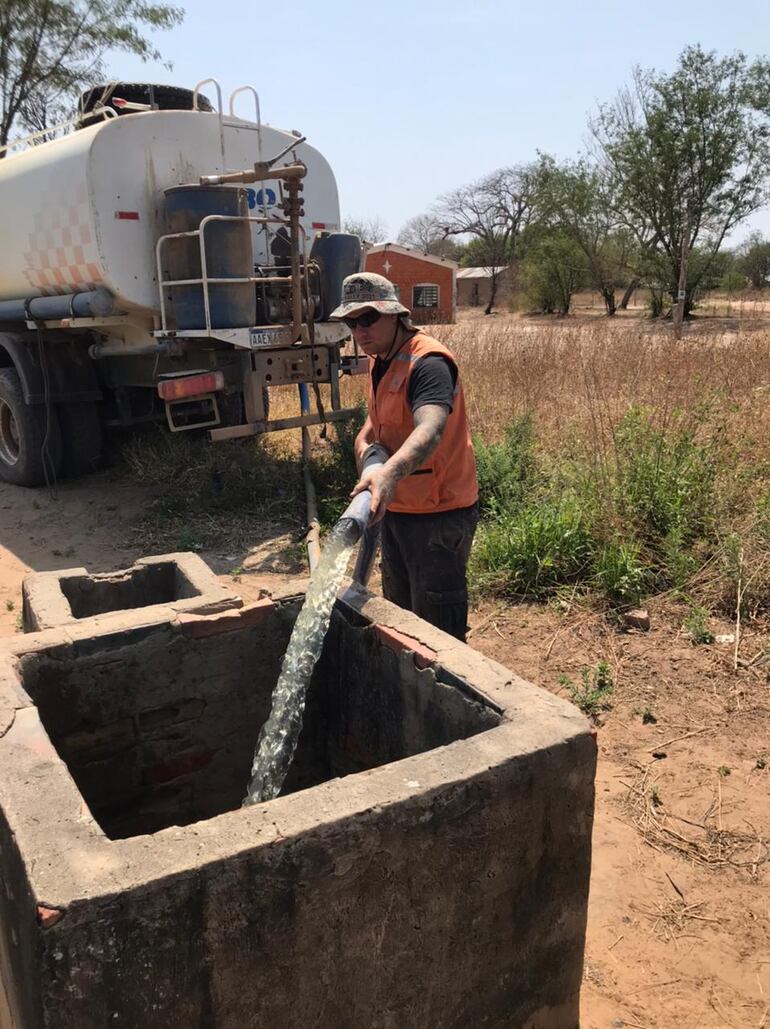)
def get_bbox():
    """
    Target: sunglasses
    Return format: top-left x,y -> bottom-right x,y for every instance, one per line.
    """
344,310 -> 382,330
